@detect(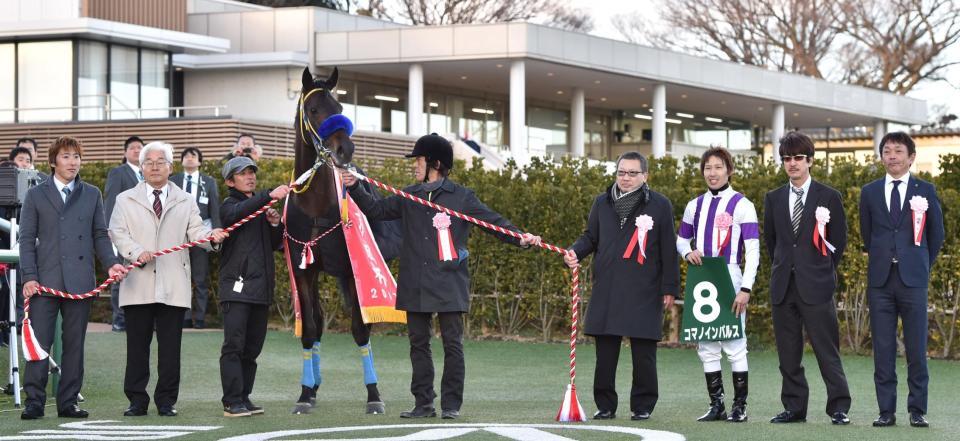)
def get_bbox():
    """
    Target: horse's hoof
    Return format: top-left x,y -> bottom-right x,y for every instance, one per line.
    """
292,403 -> 312,415
366,401 -> 386,415
309,397 -> 317,408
